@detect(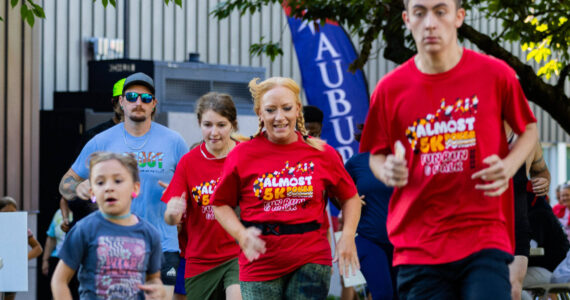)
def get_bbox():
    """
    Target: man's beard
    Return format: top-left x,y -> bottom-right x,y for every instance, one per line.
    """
128,113 -> 147,122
